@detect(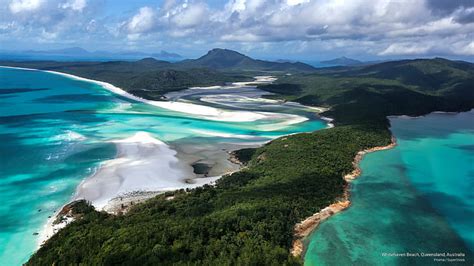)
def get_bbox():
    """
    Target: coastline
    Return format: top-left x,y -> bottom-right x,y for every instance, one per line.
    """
48,70 -> 280,123
320,116 -> 335,128
37,131 -> 226,246
0,66 -> 333,250
387,109 -> 474,120
71,131 -> 201,210
38,209 -> 74,247
0,67 -> 330,131
0,66 -> 296,123
291,136 -> 397,257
